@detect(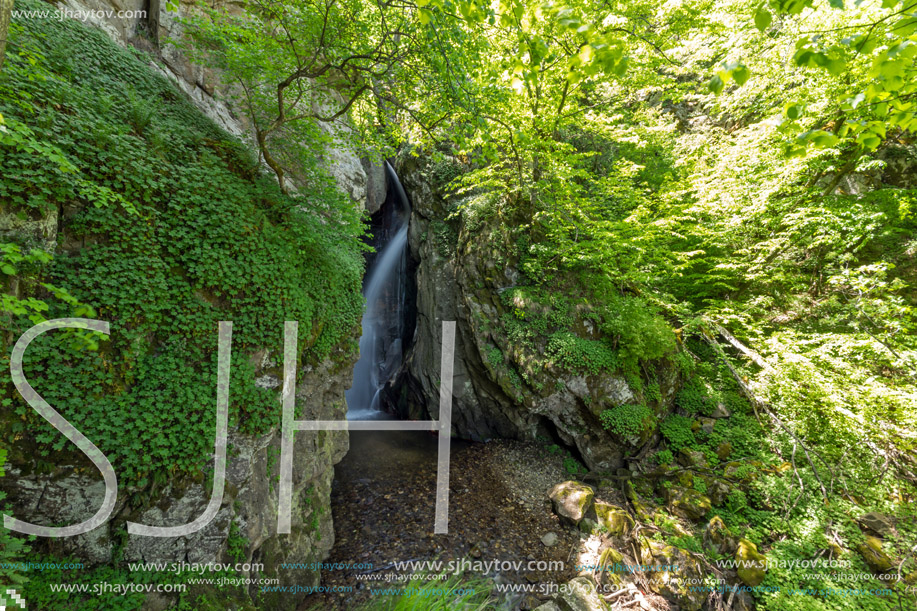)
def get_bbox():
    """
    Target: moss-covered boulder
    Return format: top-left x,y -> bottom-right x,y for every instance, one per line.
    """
592,546 -> 625,587
549,481 -> 595,525
736,538 -> 767,586
593,501 -> 634,536
625,480 -> 654,522
639,537 -> 707,611
666,486 -> 712,521
857,536 -> 894,573
704,515 -> 739,555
